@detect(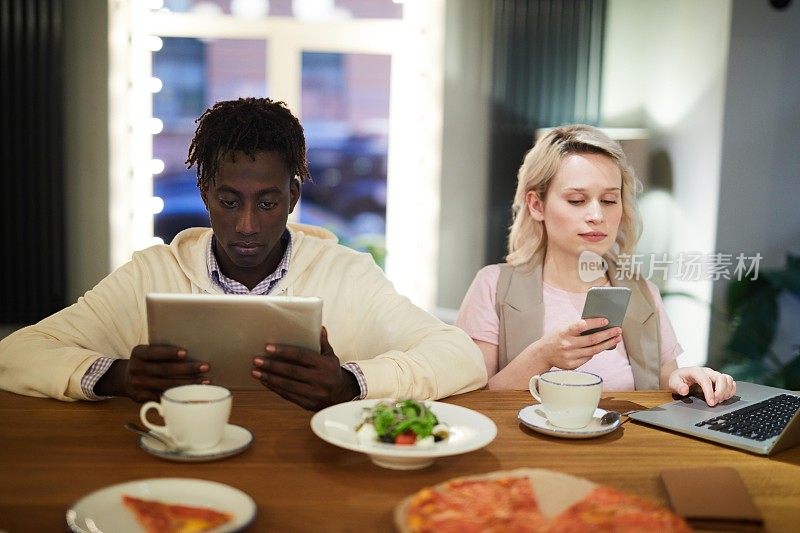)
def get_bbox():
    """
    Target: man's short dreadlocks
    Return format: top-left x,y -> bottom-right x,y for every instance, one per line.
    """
186,97 -> 311,191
